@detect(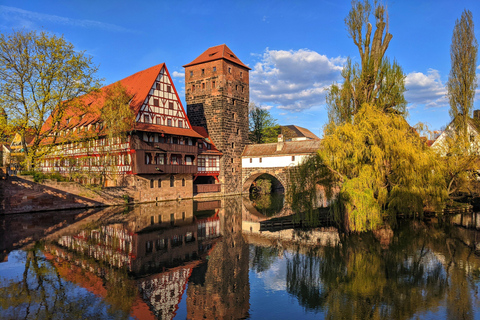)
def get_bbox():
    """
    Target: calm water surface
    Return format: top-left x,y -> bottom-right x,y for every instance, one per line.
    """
1,196 -> 480,319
